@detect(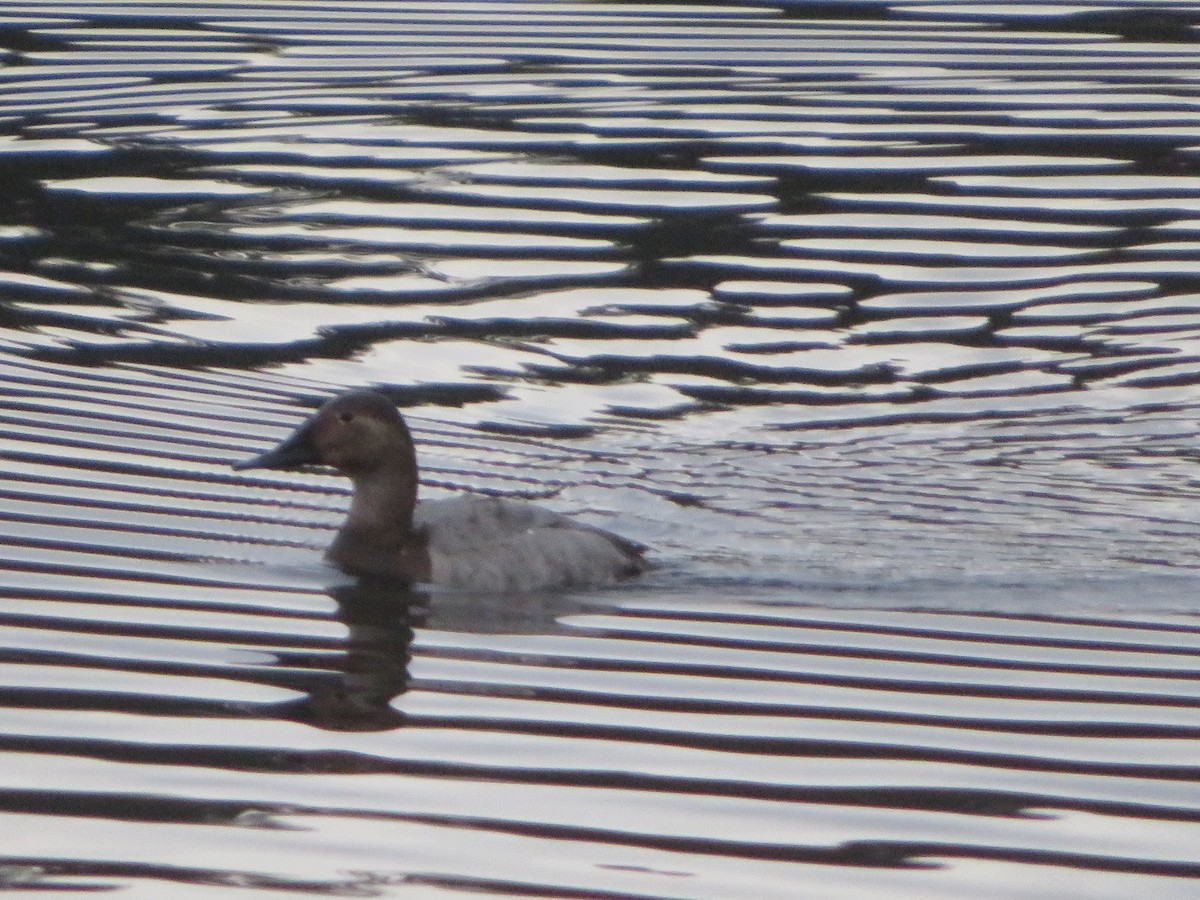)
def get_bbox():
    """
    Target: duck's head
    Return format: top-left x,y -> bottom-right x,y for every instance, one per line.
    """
234,390 -> 415,478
